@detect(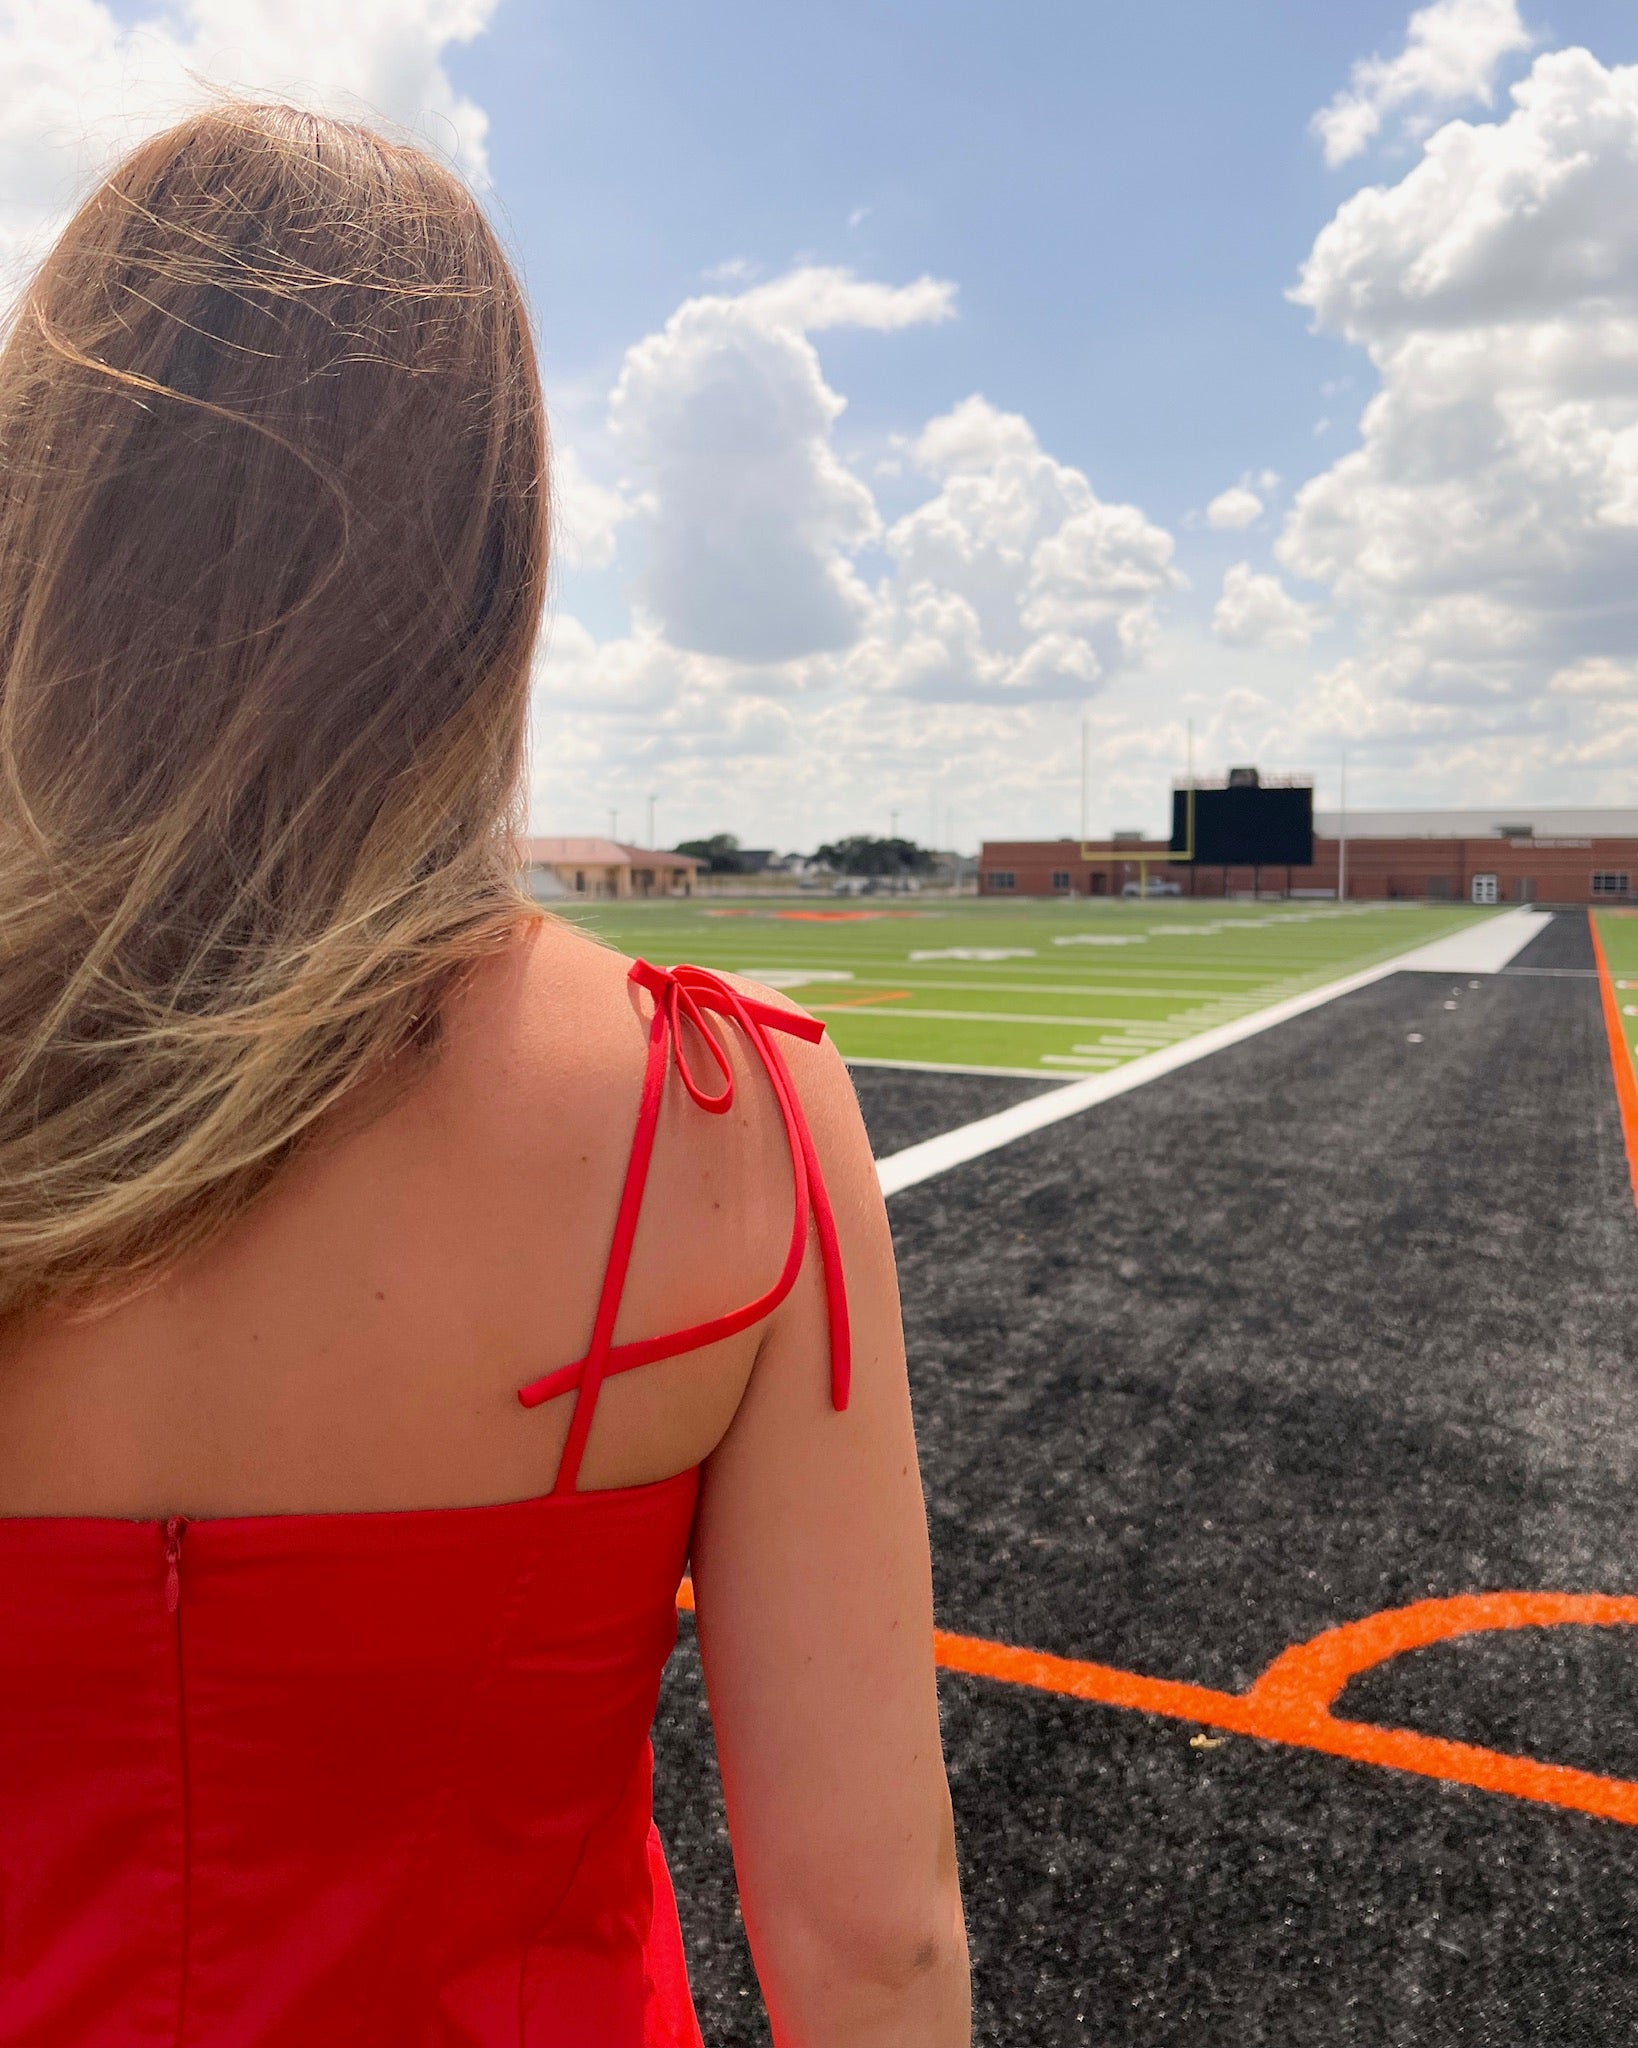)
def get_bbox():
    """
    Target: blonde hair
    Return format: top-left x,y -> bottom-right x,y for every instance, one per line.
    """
0,102 -> 548,1326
